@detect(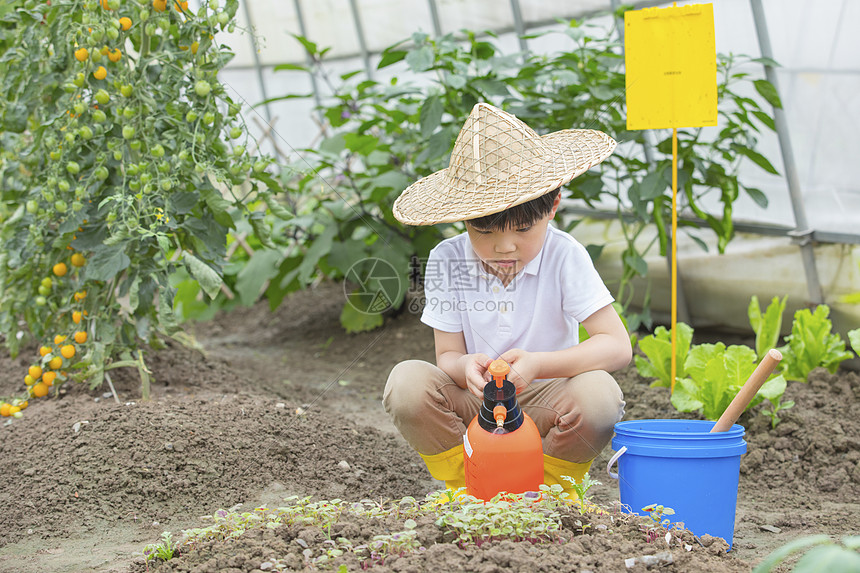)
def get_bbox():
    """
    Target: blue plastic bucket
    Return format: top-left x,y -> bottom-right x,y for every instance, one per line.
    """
608,419 -> 747,548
